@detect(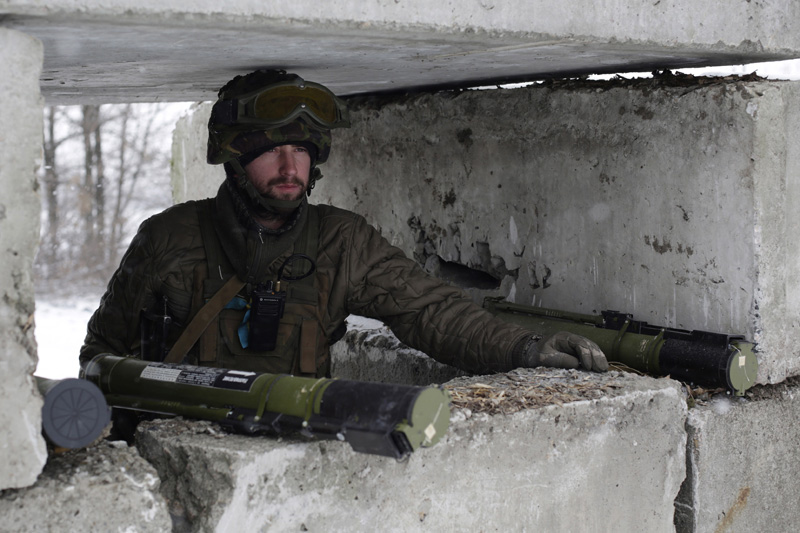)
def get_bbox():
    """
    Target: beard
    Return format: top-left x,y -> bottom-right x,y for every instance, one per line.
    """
258,176 -> 308,202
